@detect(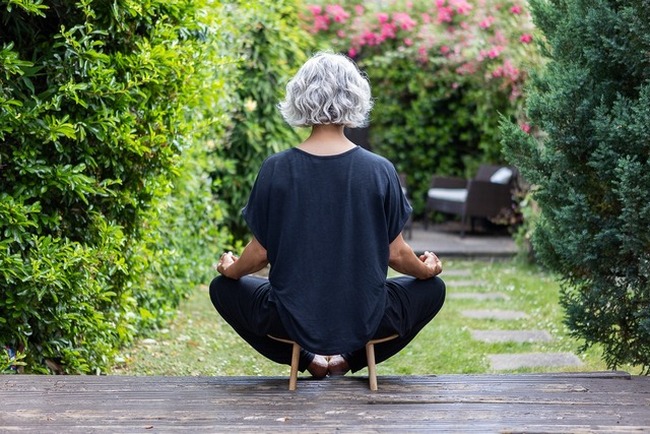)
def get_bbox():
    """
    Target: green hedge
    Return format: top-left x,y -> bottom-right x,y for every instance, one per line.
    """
210,0 -> 314,239
0,0 -> 233,373
501,0 -> 650,373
